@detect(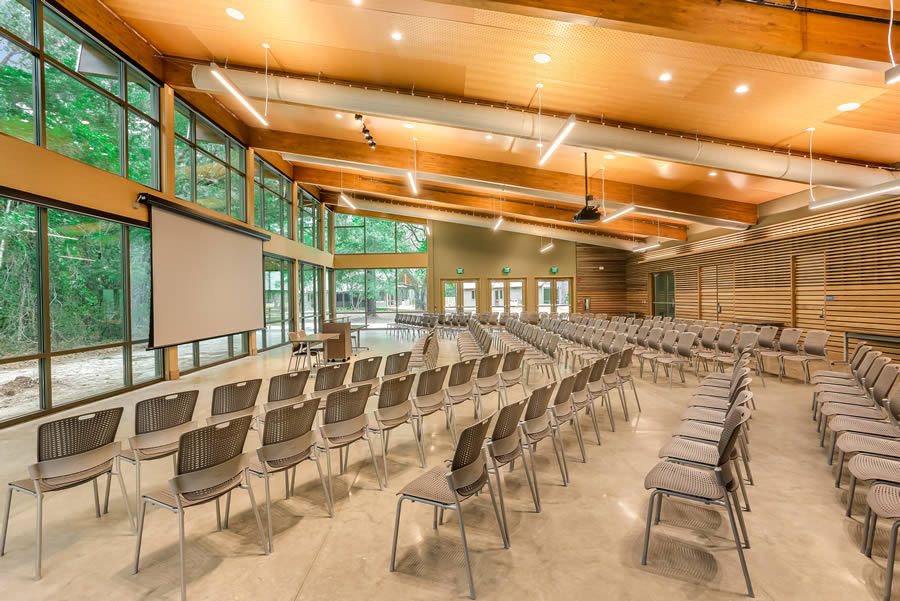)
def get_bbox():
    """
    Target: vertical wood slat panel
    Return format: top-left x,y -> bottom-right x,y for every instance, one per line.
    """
574,245 -> 628,315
